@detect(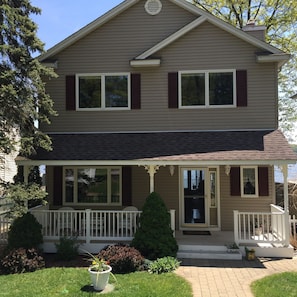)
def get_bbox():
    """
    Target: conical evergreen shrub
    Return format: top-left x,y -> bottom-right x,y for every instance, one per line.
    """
131,192 -> 178,260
